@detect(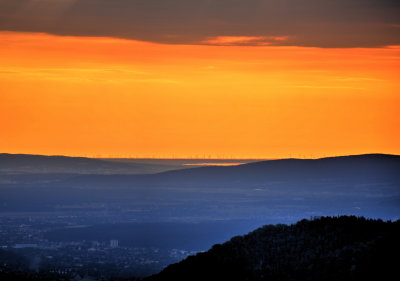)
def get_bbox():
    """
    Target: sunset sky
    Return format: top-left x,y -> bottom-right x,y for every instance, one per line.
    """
1,0 -> 399,158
